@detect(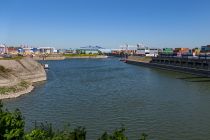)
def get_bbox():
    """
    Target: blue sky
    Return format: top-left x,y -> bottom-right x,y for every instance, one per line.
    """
0,0 -> 210,49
